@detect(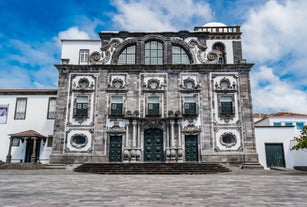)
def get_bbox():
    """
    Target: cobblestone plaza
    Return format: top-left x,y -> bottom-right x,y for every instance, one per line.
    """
0,169 -> 306,206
